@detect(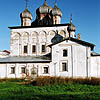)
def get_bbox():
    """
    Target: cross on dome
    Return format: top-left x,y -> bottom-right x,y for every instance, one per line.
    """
70,13 -> 72,23
25,0 -> 29,8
